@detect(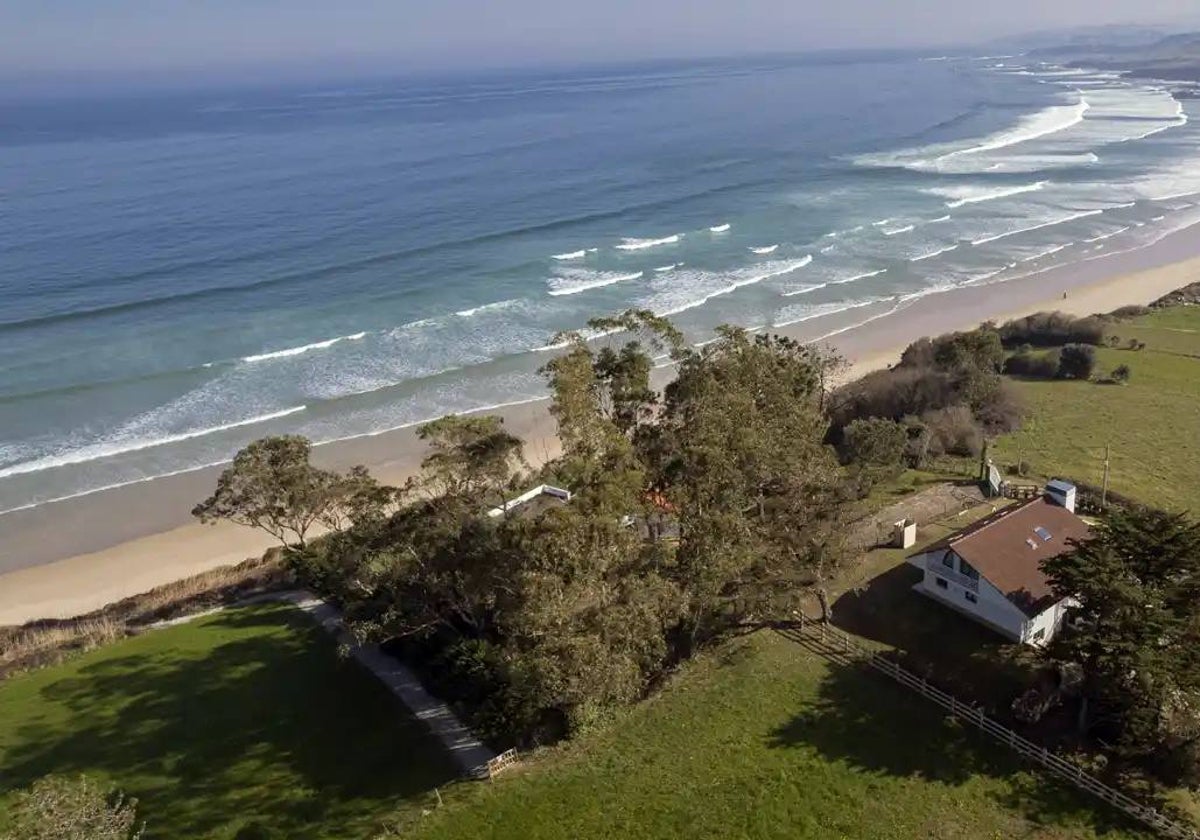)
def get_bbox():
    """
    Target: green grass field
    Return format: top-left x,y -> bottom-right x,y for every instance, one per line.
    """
409,630 -> 1146,840
993,306 -> 1200,513
0,603 -> 457,839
